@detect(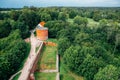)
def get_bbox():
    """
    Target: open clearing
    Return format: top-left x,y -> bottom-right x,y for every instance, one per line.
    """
34,39 -> 57,80
67,18 -> 99,29
37,45 -> 57,70
46,38 -> 58,44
